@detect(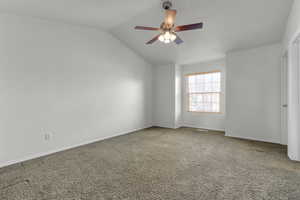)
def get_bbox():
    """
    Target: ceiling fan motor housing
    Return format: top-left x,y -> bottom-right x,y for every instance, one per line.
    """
162,1 -> 172,10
